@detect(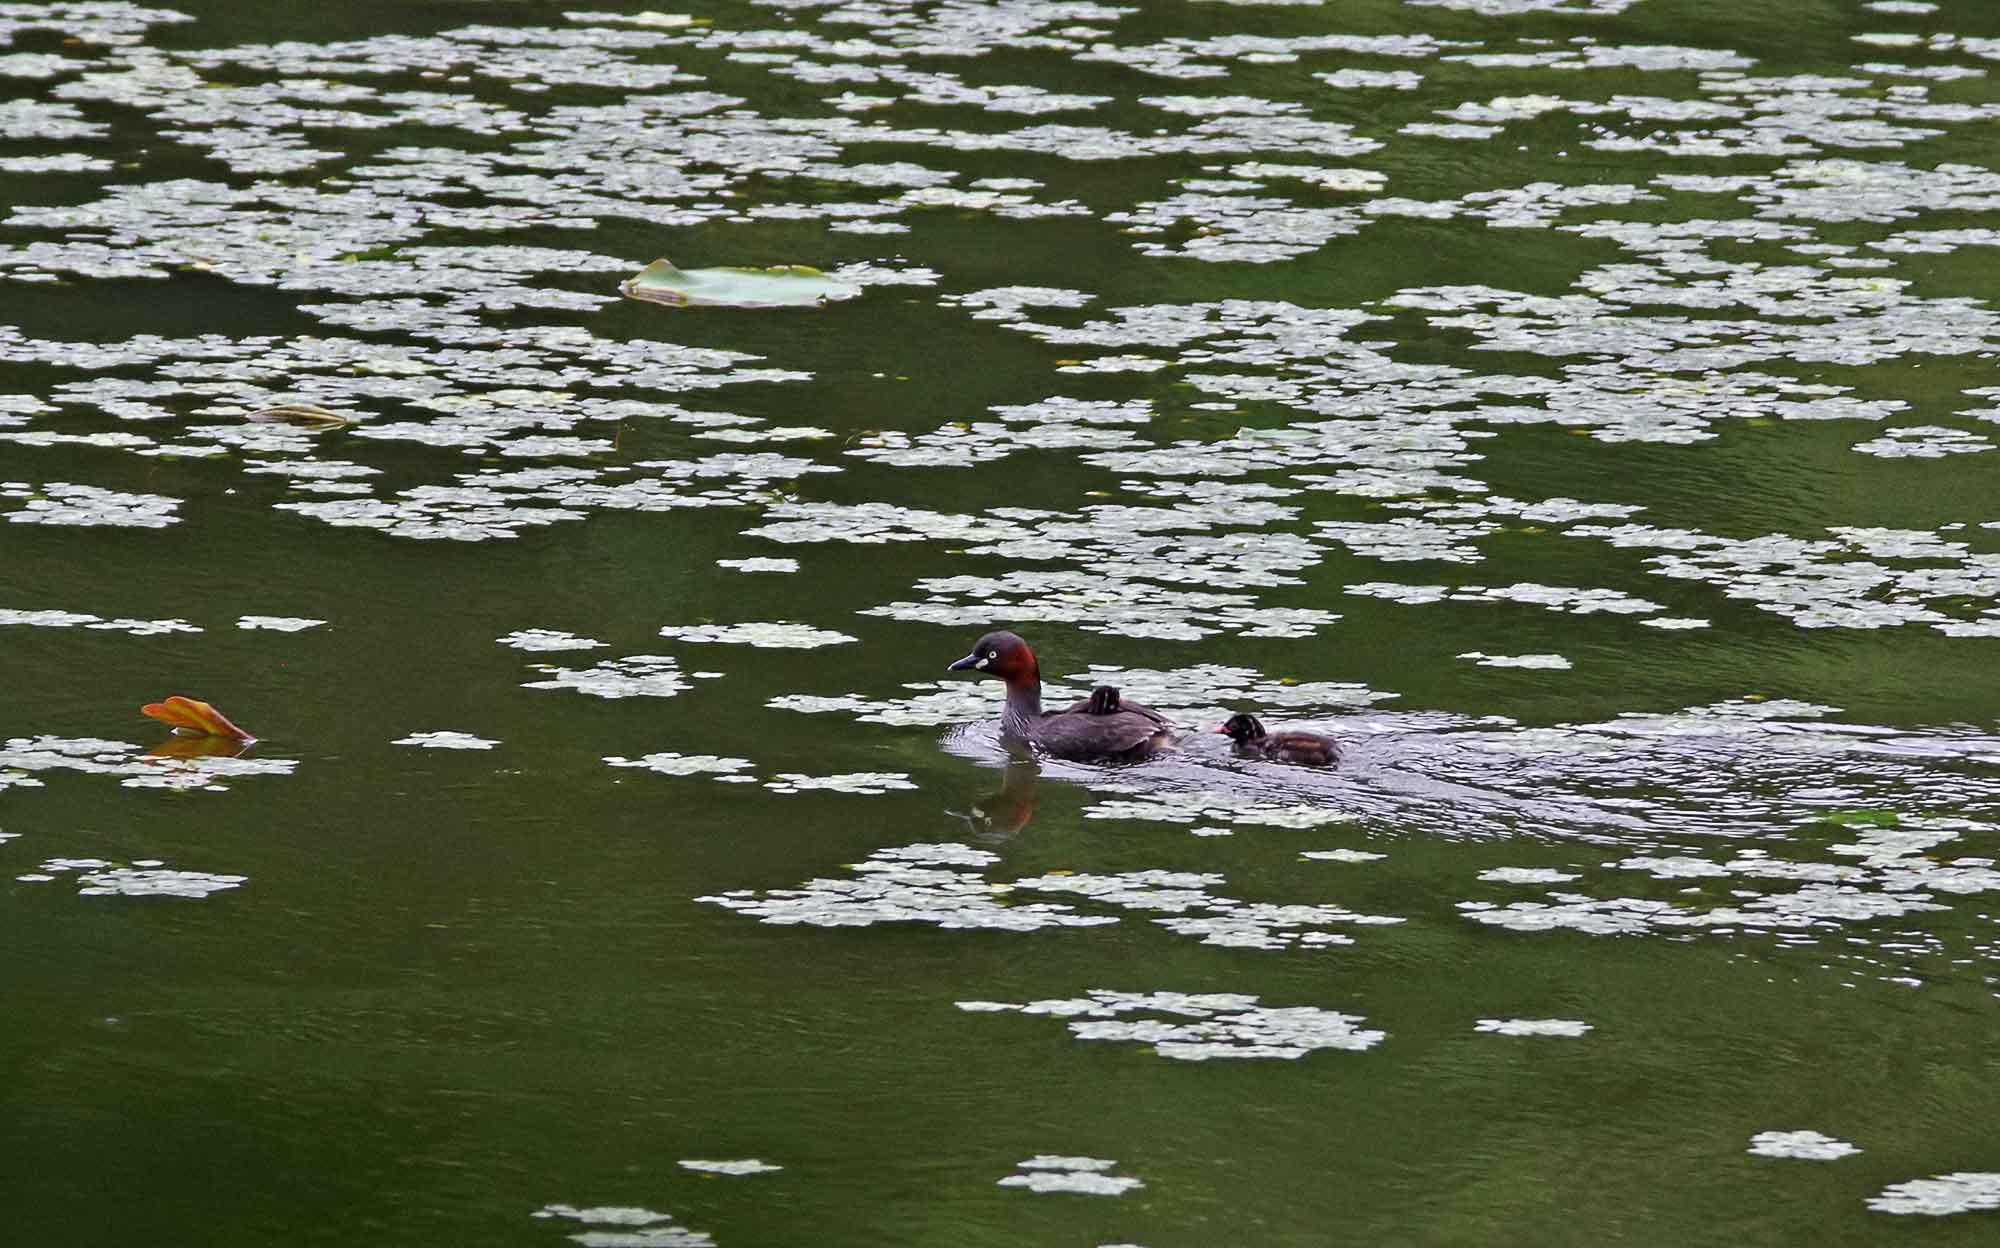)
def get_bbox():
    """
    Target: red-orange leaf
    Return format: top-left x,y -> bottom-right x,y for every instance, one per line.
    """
140,696 -> 256,744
